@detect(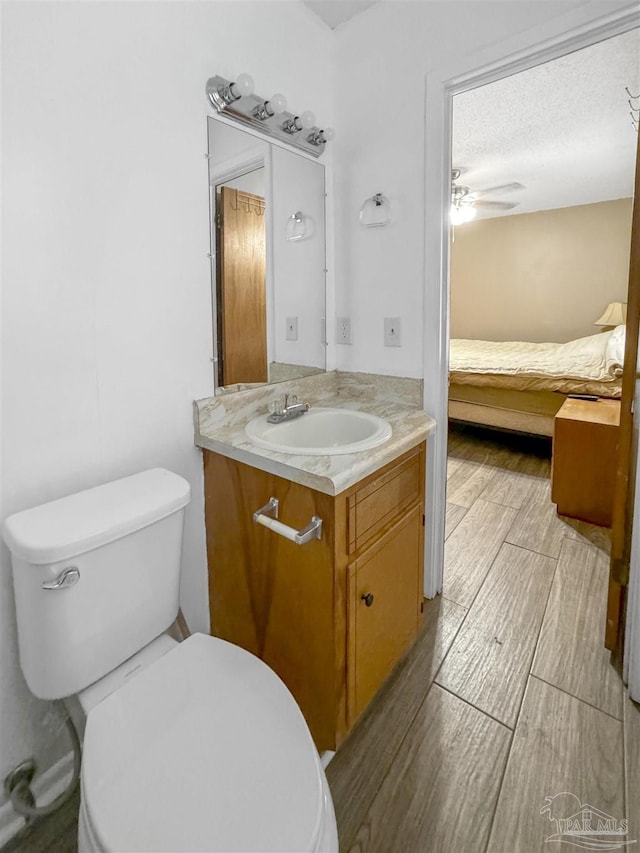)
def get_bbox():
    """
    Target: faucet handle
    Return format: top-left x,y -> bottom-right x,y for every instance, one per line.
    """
290,395 -> 298,405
